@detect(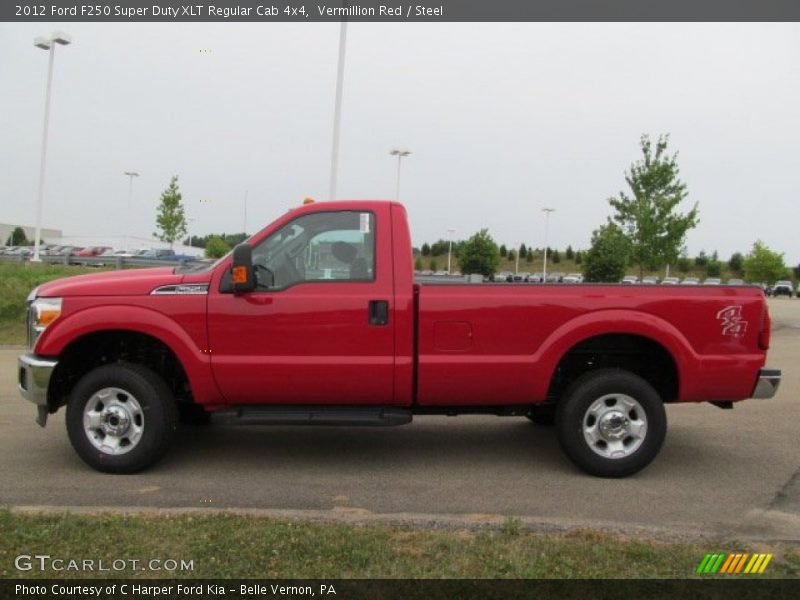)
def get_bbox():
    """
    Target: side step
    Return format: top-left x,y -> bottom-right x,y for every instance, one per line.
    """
211,405 -> 413,427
